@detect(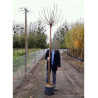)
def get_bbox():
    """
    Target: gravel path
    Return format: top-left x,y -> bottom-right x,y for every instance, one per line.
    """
13,53 -> 84,98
